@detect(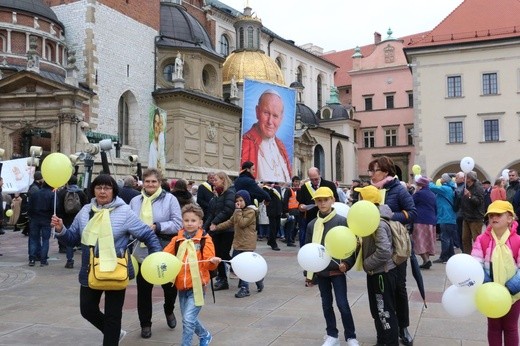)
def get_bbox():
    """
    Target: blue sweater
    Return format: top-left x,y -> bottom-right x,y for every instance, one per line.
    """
413,186 -> 437,225
429,182 -> 456,225
56,196 -> 162,287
